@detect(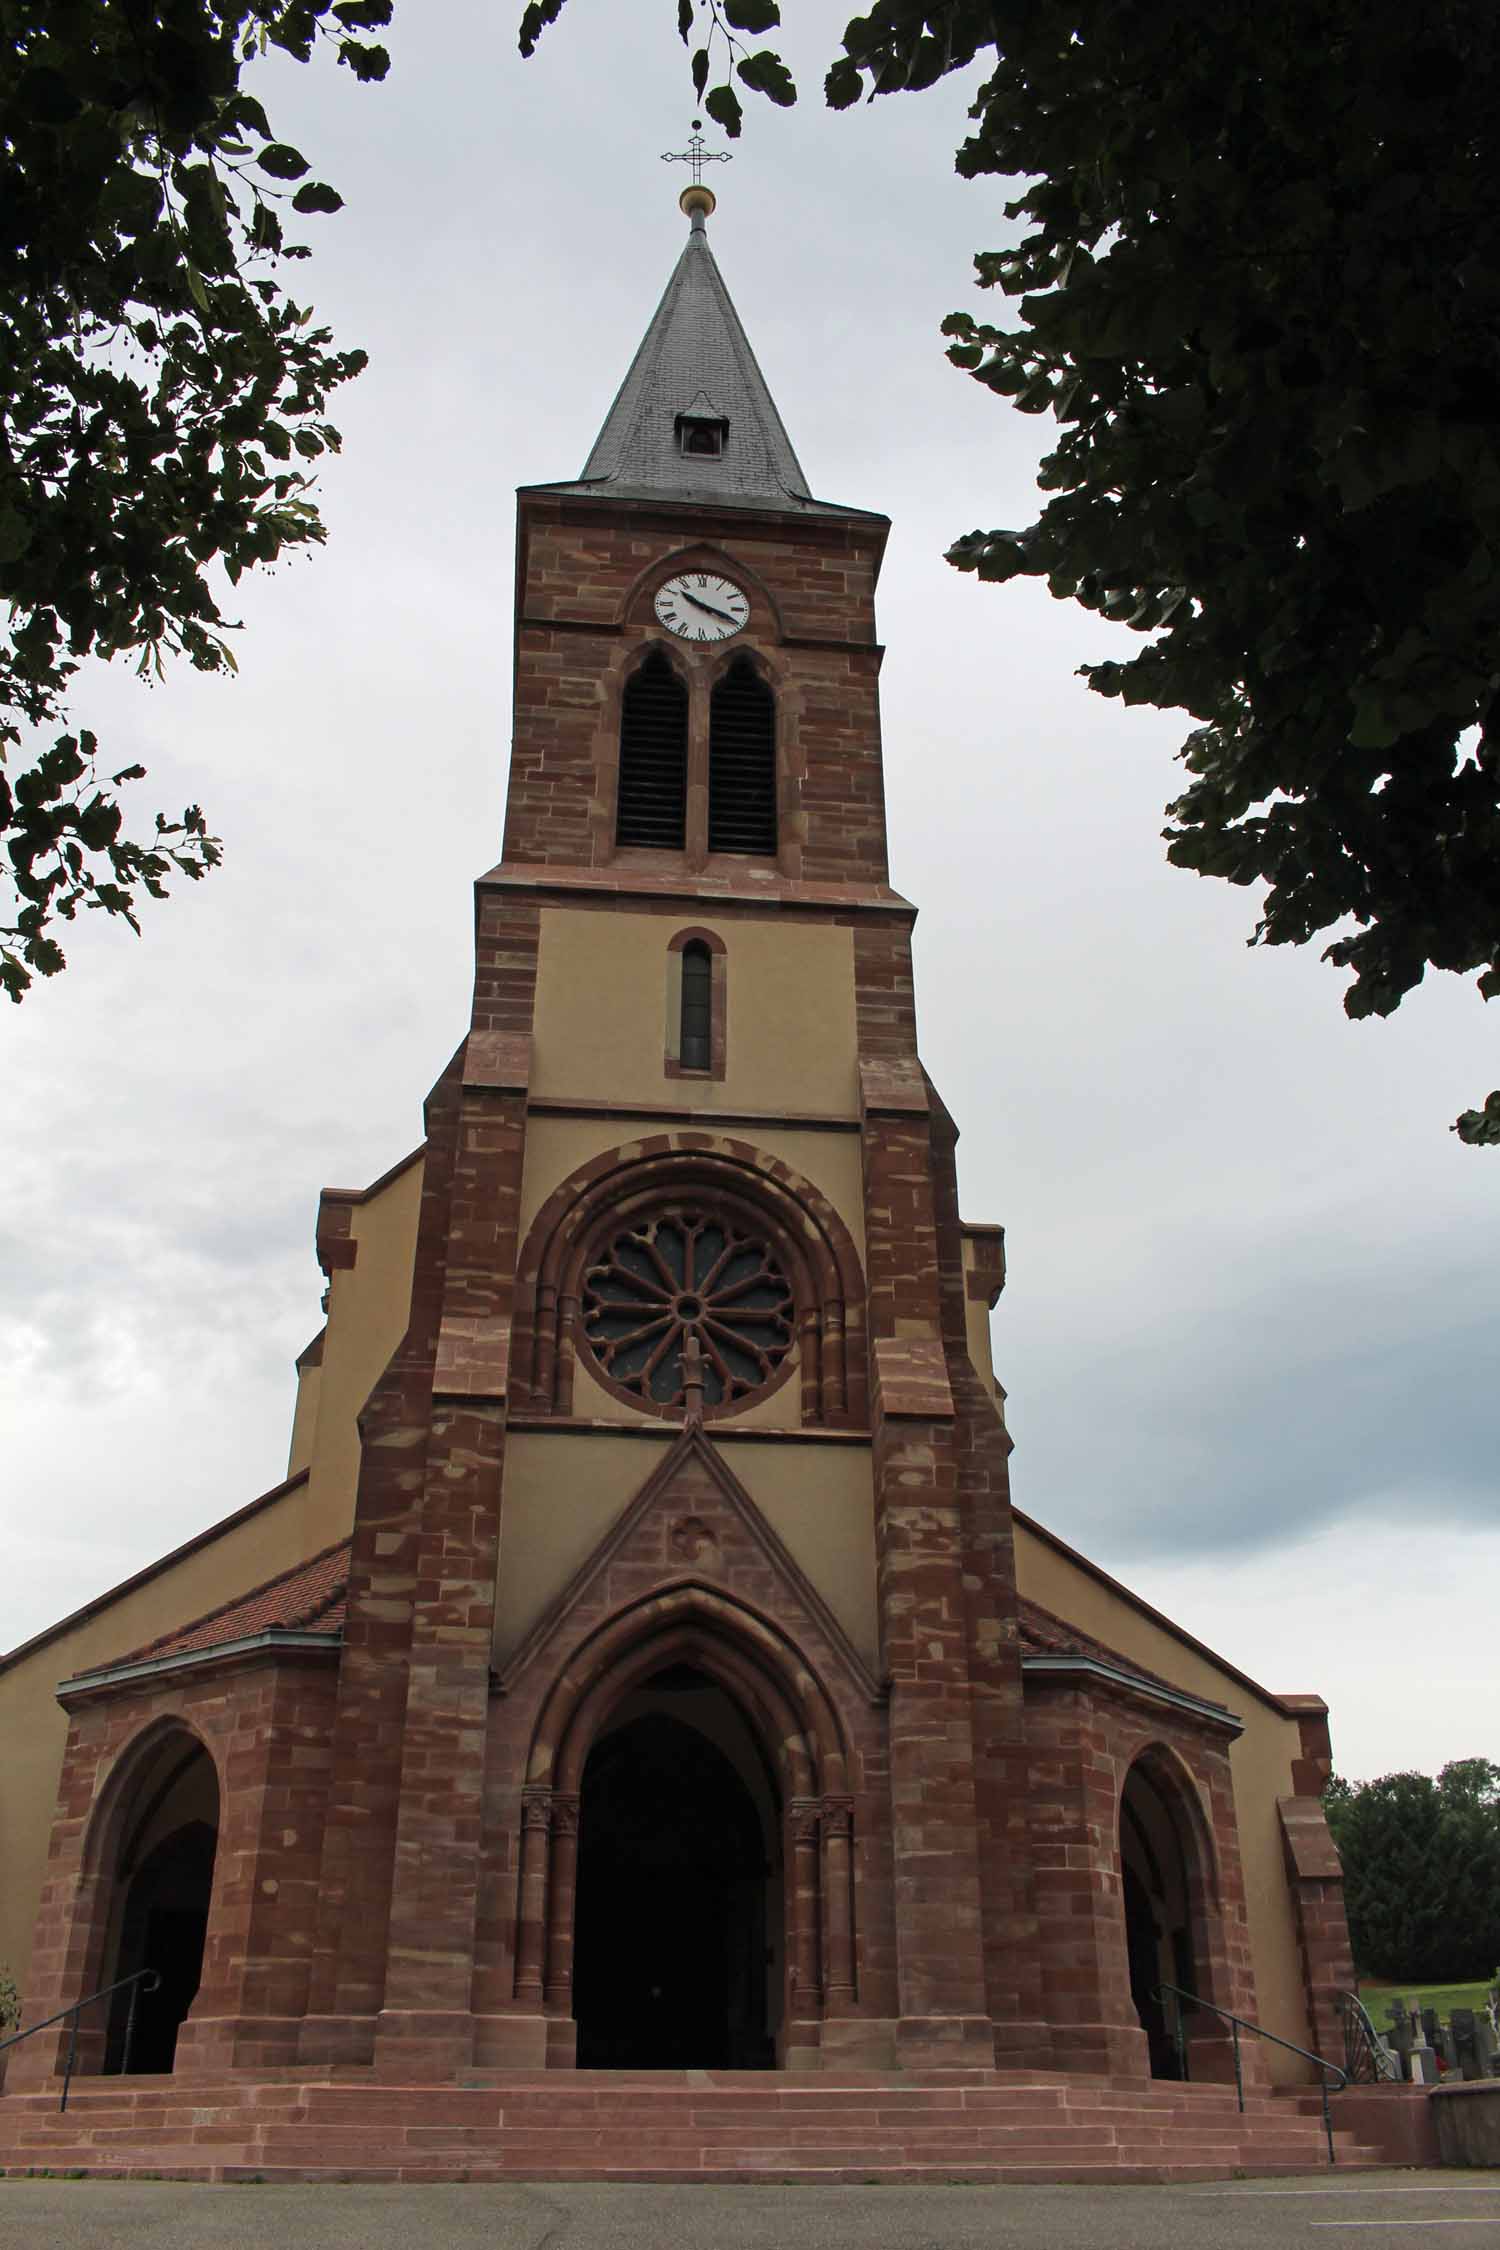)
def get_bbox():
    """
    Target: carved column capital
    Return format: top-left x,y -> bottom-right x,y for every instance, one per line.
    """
521,1785 -> 554,1835
789,1797 -> 821,1845
550,1791 -> 581,1837
821,1794 -> 854,1839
